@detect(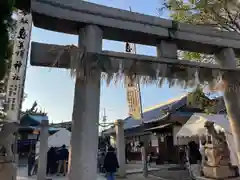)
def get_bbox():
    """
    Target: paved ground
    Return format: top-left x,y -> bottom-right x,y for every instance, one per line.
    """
17,161 -> 166,180
17,161 -> 209,180
17,167 -> 106,180
17,160 -> 240,180
126,162 -> 191,180
150,169 -> 191,180
17,162 -> 190,180
17,167 -> 162,180
125,174 -> 166,180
